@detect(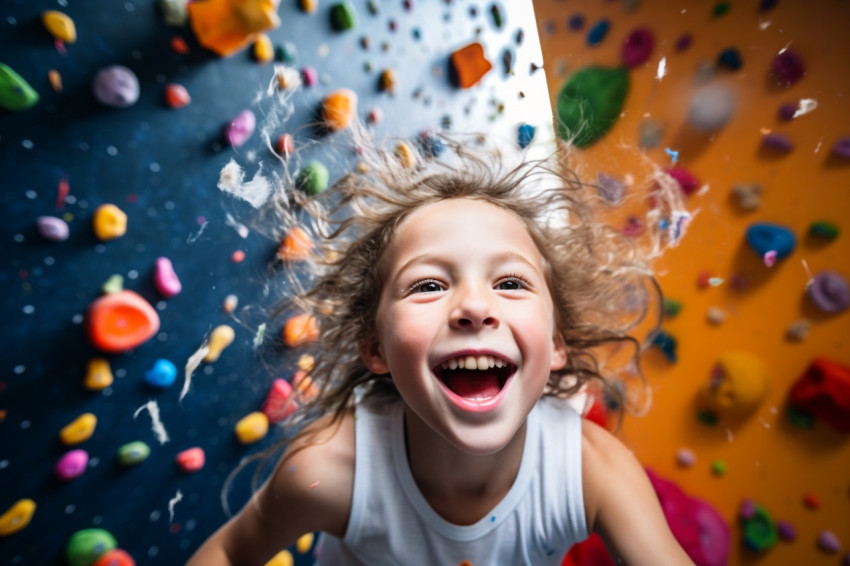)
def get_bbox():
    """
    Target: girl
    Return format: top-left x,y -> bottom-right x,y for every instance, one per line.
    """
188,135 -> 694,565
